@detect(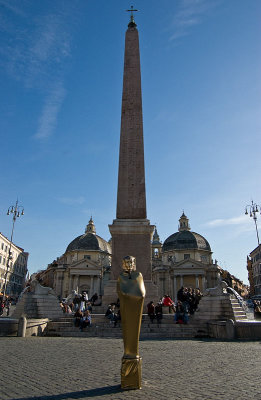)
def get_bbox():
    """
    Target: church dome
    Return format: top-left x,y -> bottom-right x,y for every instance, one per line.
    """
162,213 -> 211,252
66,218 -> 111,253
162,230 -> 211,252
